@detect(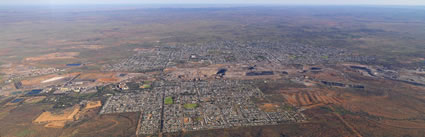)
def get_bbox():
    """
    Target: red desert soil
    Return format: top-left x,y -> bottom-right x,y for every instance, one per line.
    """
259,103 -> 279,112
283,90 -> 342,107
377,119 -> 425,129
341,94 -> 422,120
